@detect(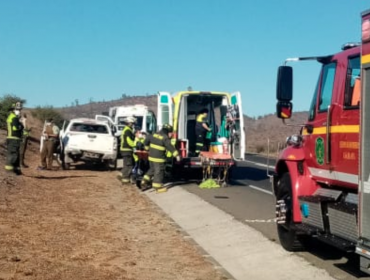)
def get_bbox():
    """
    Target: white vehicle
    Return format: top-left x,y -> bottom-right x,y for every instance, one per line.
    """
95,104 -> 157,136
59,118 -> 118,170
